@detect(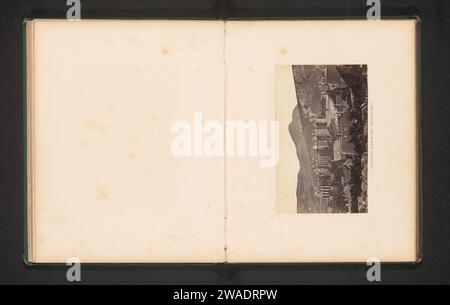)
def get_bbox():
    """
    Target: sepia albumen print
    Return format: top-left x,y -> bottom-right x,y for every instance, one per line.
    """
278,65 -> 368,214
